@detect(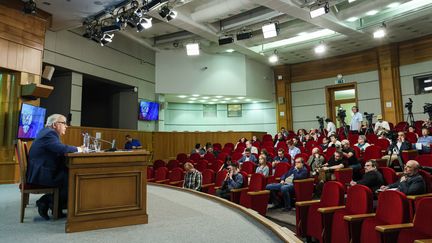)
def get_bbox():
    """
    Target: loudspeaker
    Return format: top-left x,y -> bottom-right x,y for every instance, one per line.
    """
278,96 -> 285,104
42,66 -> 55,81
